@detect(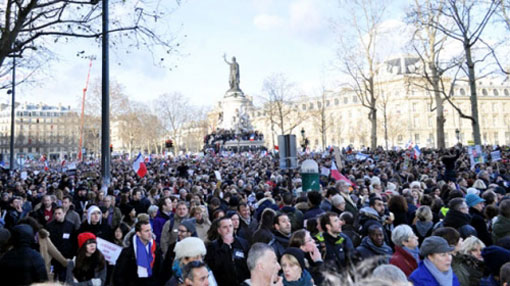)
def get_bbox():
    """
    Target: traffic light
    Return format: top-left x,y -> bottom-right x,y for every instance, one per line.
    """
165,139 -> 174,148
